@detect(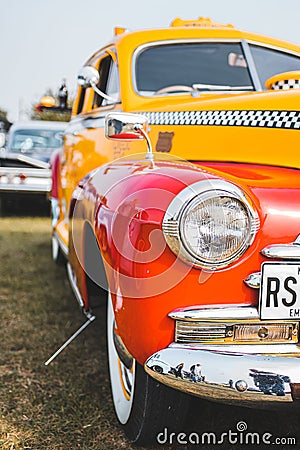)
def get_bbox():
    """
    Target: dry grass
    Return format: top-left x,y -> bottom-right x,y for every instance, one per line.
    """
0,212 -> 299,449
0,216 -> 137,449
